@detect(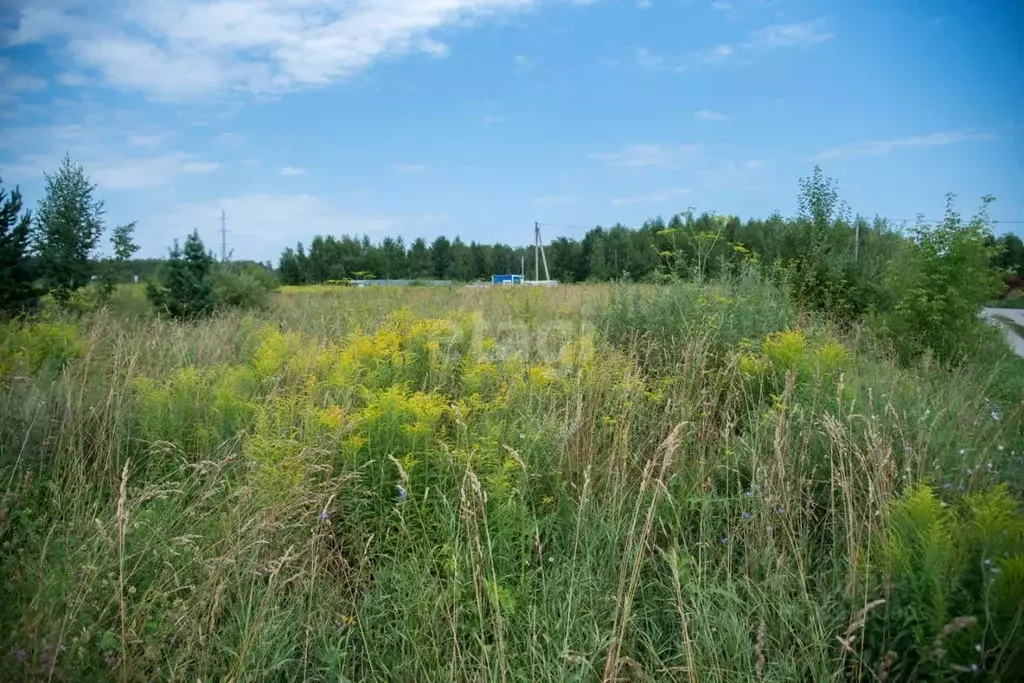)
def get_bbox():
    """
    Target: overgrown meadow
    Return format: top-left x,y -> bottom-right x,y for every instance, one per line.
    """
2,279 -> 1023,681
